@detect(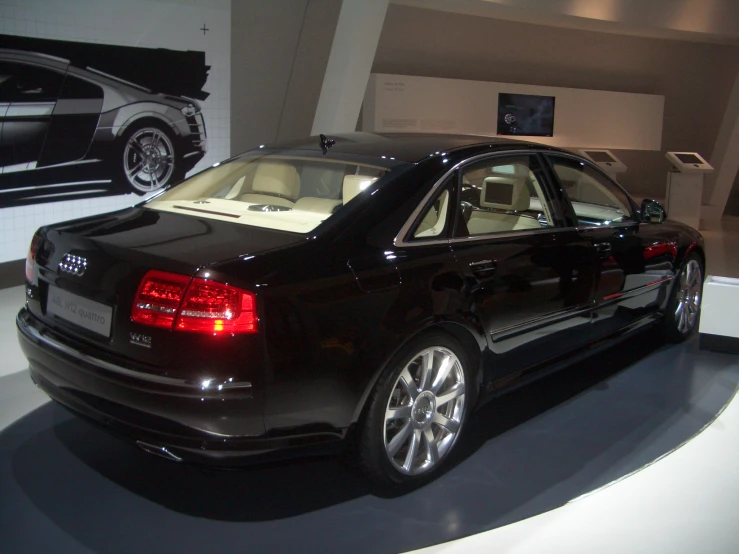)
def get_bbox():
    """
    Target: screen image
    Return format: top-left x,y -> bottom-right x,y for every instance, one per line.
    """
585,151 -> 616,163
675,153 -> 703,164
484,183 -> 514,205
497,93 -> 555,137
